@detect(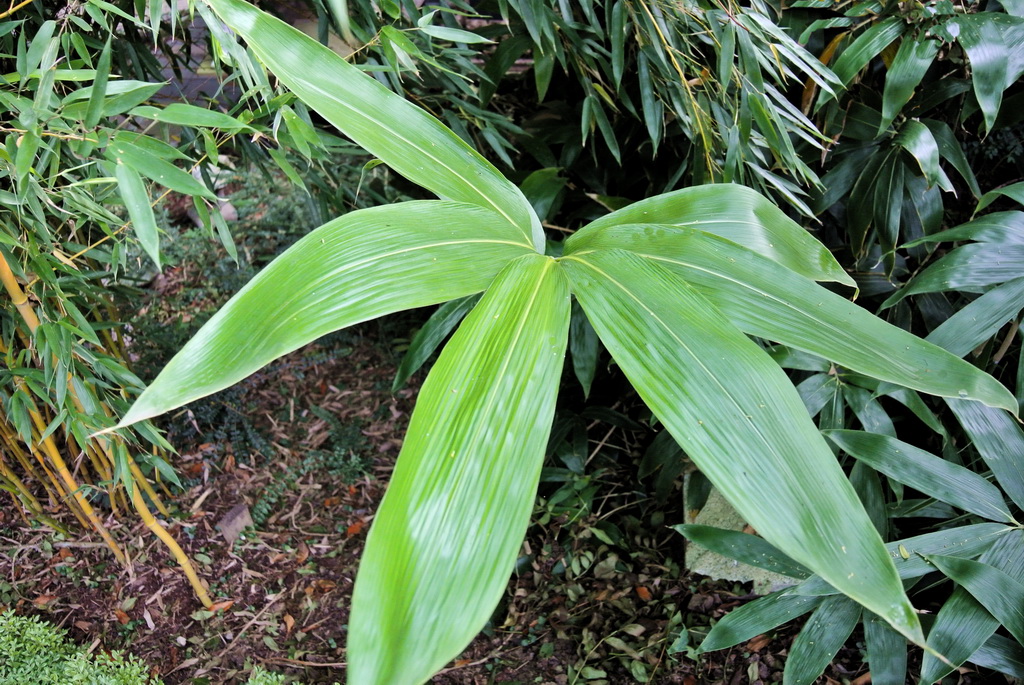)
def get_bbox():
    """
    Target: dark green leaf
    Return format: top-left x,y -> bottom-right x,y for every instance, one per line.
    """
672,525 -> 811,578
784,596 -> 861,685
